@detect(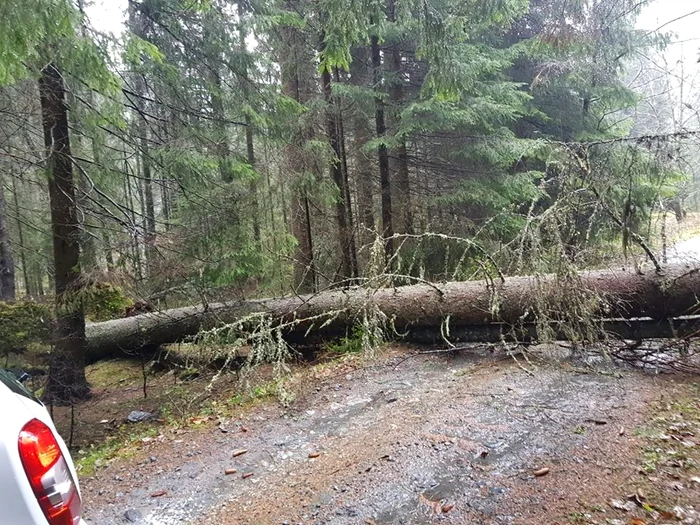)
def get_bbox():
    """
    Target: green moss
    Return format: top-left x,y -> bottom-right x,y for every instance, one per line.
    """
0,301 -> 52,358
82,283 -> 133,322
76,426 -> 159,476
